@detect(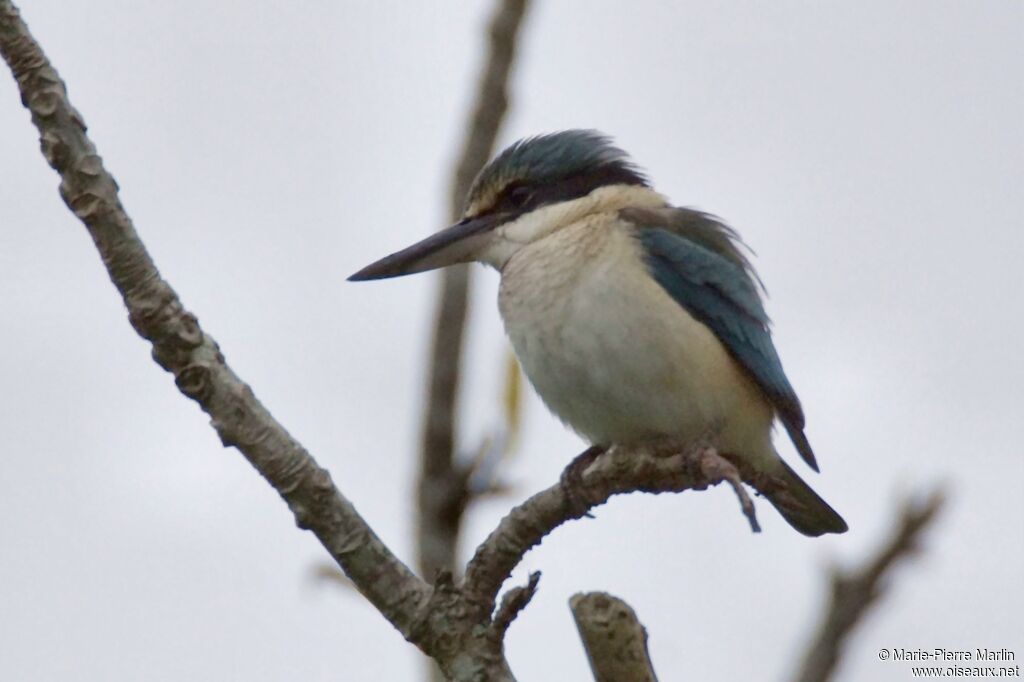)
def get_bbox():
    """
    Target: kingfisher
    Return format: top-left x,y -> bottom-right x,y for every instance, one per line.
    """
349,130 -> 846,536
